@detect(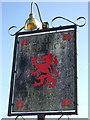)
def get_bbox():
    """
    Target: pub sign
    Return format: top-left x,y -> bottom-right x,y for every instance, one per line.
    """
8,25 -> 77,115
